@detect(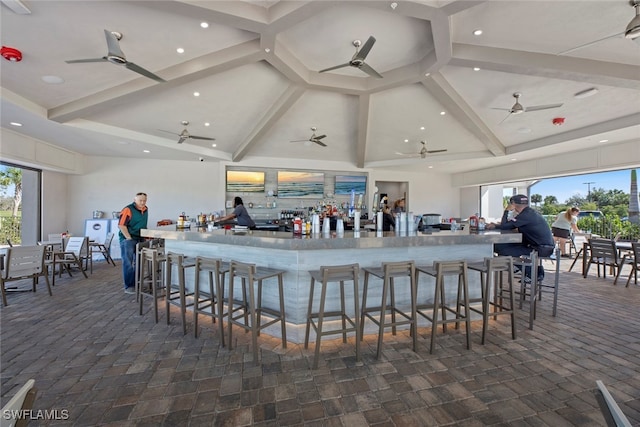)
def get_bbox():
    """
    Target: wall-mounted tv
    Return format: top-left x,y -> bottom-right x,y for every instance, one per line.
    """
277,171 -> 324,198
335,175 -> 367,195
226,170 -> 265,193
